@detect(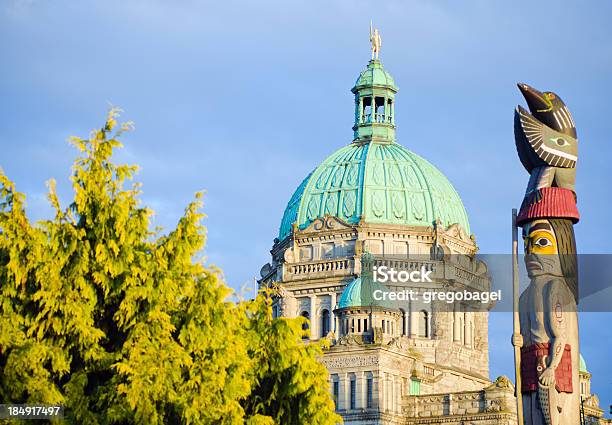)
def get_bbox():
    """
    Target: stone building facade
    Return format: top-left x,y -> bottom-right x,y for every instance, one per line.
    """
579,356 -> 612,425
258,54 -> 609,424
